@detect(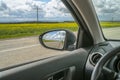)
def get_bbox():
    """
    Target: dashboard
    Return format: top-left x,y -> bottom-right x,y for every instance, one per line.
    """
85,41 -> 120,80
